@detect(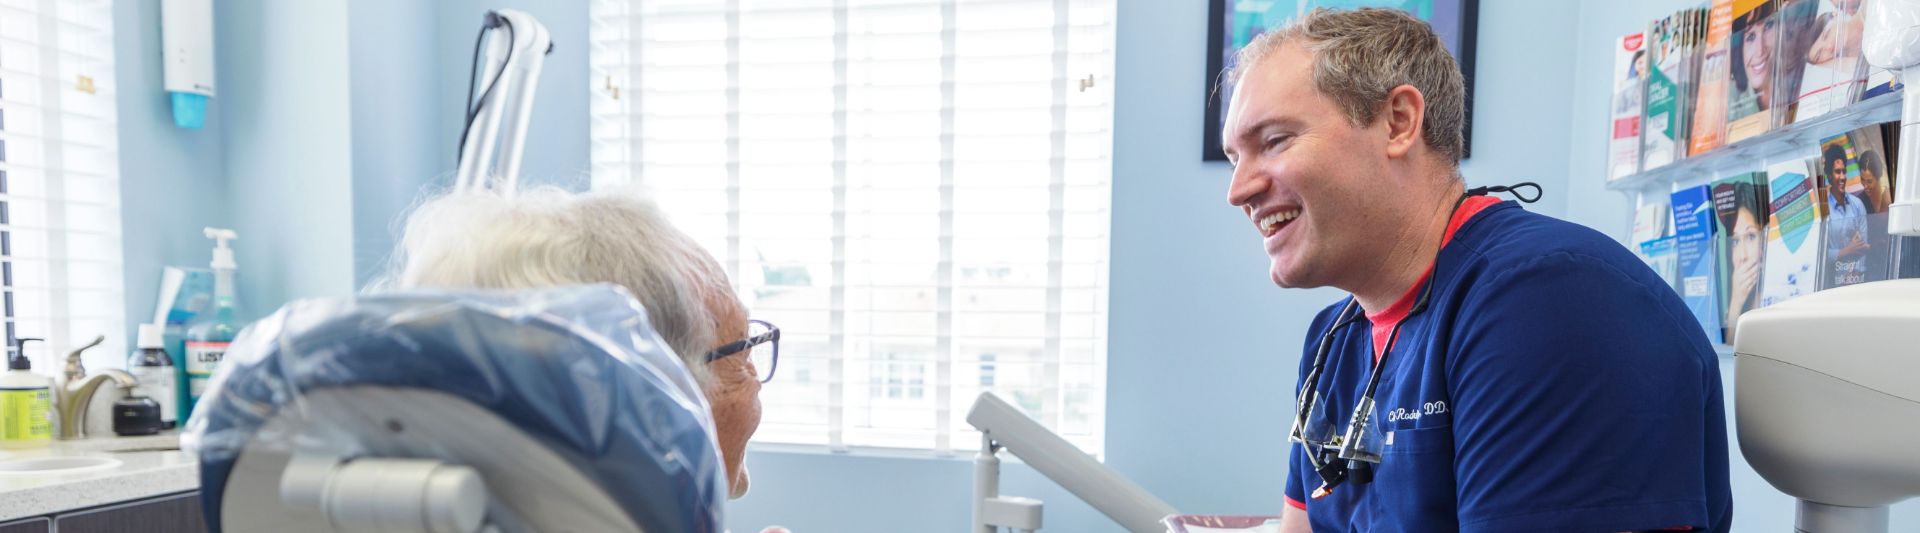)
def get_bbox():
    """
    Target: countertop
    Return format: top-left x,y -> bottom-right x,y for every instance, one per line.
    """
0,433 -> 198,520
